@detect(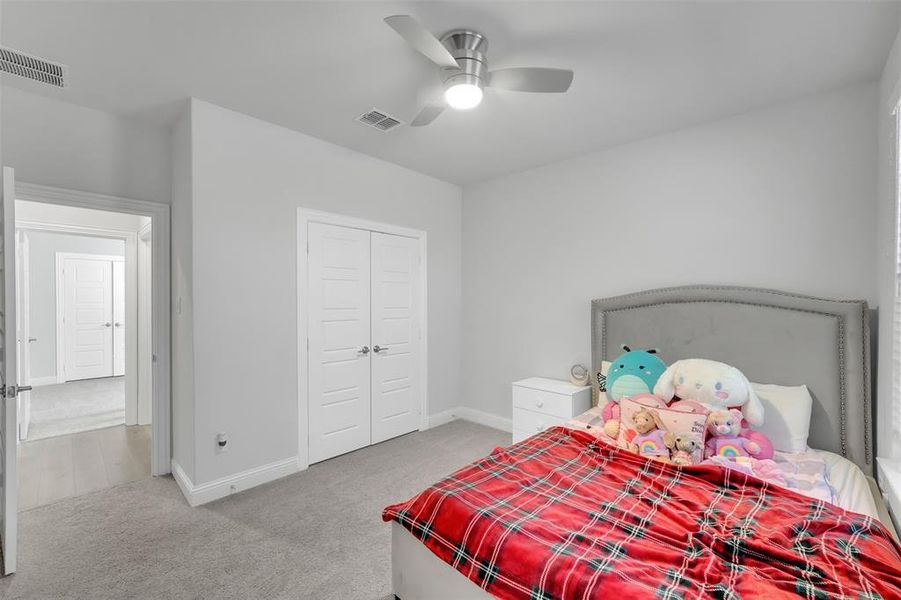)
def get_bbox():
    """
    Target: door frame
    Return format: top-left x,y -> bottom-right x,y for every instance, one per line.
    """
137,222 -> 153,425
15,230 -> 32,440
15,182 -> 171,476
17,222 -> 138,391
55,252 -> 125,384
296,208 -> 428,470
